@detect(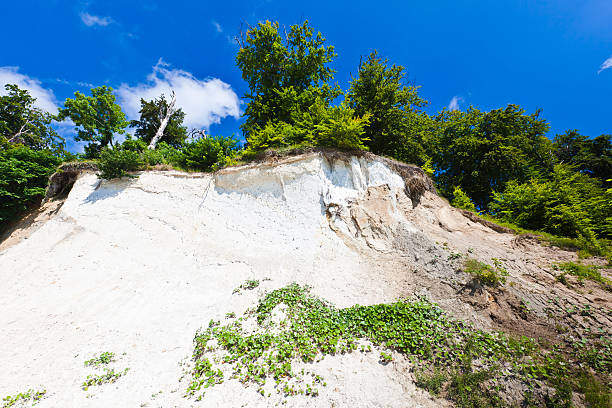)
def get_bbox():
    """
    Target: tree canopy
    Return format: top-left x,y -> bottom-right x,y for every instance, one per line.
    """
0,84 -> 64,152
129,94 -> 187,148
432,105 -> 555,209
0,18 -> 610,255
236,20 -> 340,138
346,51 -> 431,165
553,130 -> 611,184
58,86 -> 128,158
0,145 -> 61,229
491,164 -> 611,240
